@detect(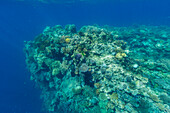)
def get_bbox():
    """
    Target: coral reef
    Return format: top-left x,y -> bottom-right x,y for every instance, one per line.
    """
24,24 -> 170,113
